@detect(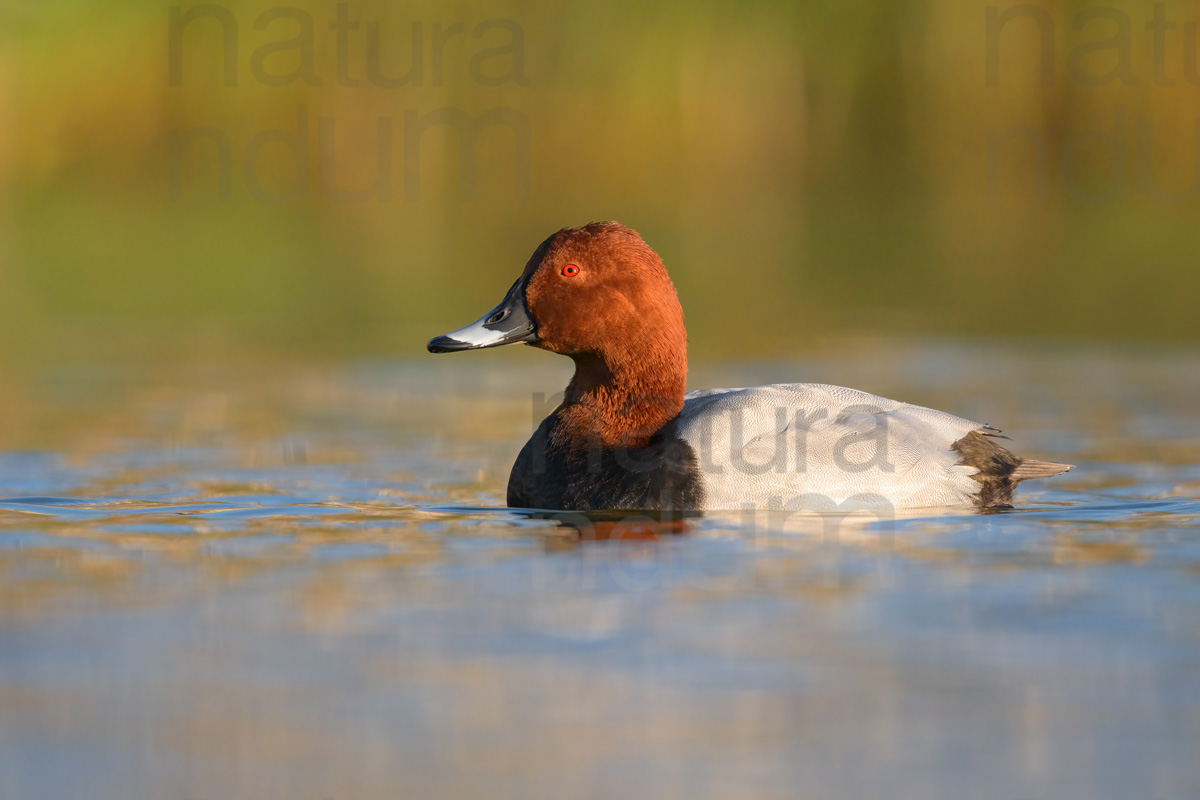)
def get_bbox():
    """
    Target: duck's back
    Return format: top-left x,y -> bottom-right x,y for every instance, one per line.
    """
676,383 -> 995,511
